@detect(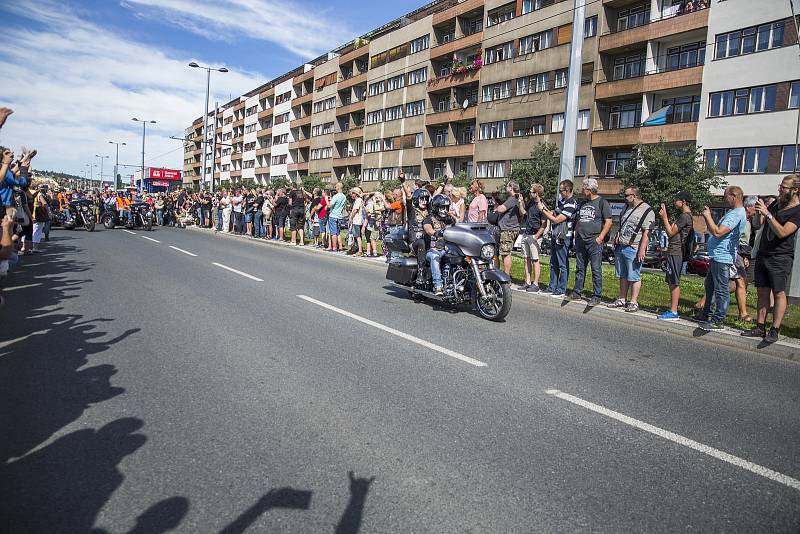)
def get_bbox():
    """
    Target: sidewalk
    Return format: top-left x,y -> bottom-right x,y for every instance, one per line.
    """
186,225 -> 800,363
